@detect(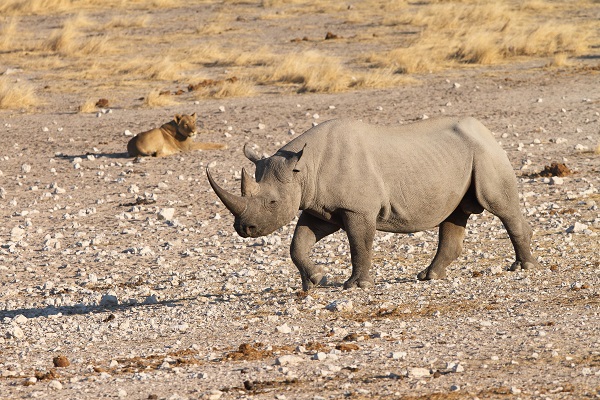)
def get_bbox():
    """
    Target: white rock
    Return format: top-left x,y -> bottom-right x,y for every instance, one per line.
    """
21,164 -> 31,173
206,390 -> 223,400
100,294 -> 119,306
48,379 -> 63,390
312,352 -> 327,361
124,130 -> 133,136
453,363 -> 465,373
408,367 -> 430,378
325,299 -> 353,312
258,123 -> 266,130
117,389 -> 127,398
158,208 -> 175,221
10,226 -> 25,241
550,177 -> 564,185
275,355 -> 303,366
566,222 -> 588,233
13,315 -> 27,324
391,351 -> 407,360
6,325 -> 24,340
276,323 -> 292,334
